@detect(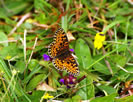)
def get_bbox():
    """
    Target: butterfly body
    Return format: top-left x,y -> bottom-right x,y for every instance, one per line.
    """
48,28 -> 79,76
